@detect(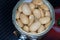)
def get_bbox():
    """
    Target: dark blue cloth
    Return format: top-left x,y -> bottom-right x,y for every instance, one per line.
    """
0,0 -> 19,40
